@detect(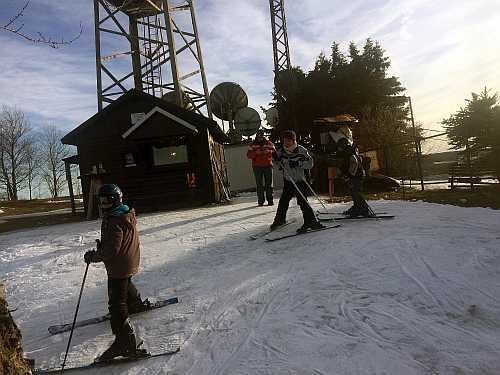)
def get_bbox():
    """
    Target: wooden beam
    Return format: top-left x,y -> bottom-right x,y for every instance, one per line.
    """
65,161 -> 76,215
